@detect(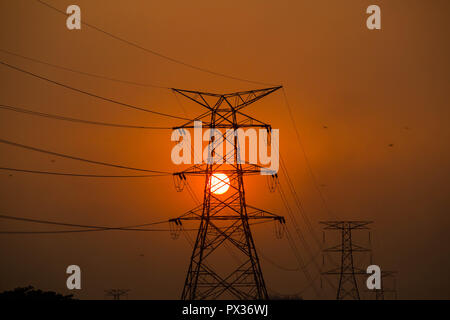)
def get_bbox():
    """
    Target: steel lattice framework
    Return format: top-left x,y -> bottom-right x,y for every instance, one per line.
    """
374,270 -> 397,300
104,289 -> 130,300
170,86 -> 284,300
320,221 -> 372,300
